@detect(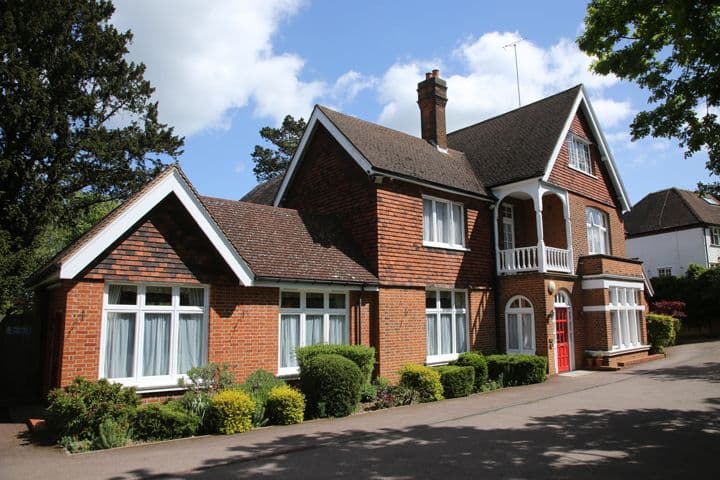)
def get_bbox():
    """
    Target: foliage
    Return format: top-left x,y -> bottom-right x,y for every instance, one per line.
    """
251,115 -> 306,181
296,344 -> 376,387
453,351 -> 489,392
59,436 -> 93,454
434,366 -> 475,399
0,0 -> 183,314
486,355 -> 547,387
647,313 -> 677,353
179,363 -> 235,394
650,264 -> 720,330
359,382 -> 378,403
651,300 -> 687,319
577,1 -> 720,193
299,353 -> 363,418
211,389 -> 255,435
94,417 -> 130,450
372,383 -> 419,410
237,369 -> 285,427
132,402 -> 201,441
178,391 -> 213,434
47,377 -> 139,441
398,364 -> 443,402
266,385 -> 305,425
